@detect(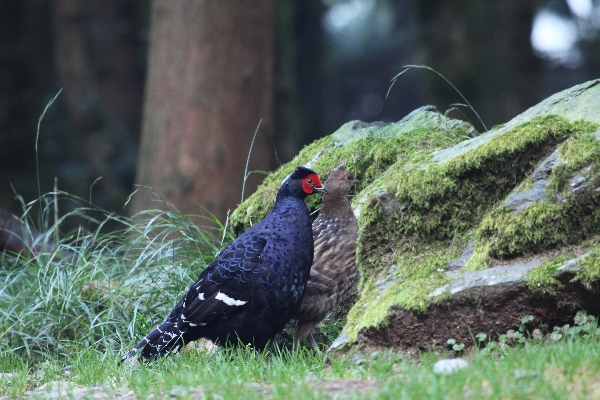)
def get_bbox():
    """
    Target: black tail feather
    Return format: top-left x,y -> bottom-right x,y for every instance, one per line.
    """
121,321 -> 184,363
